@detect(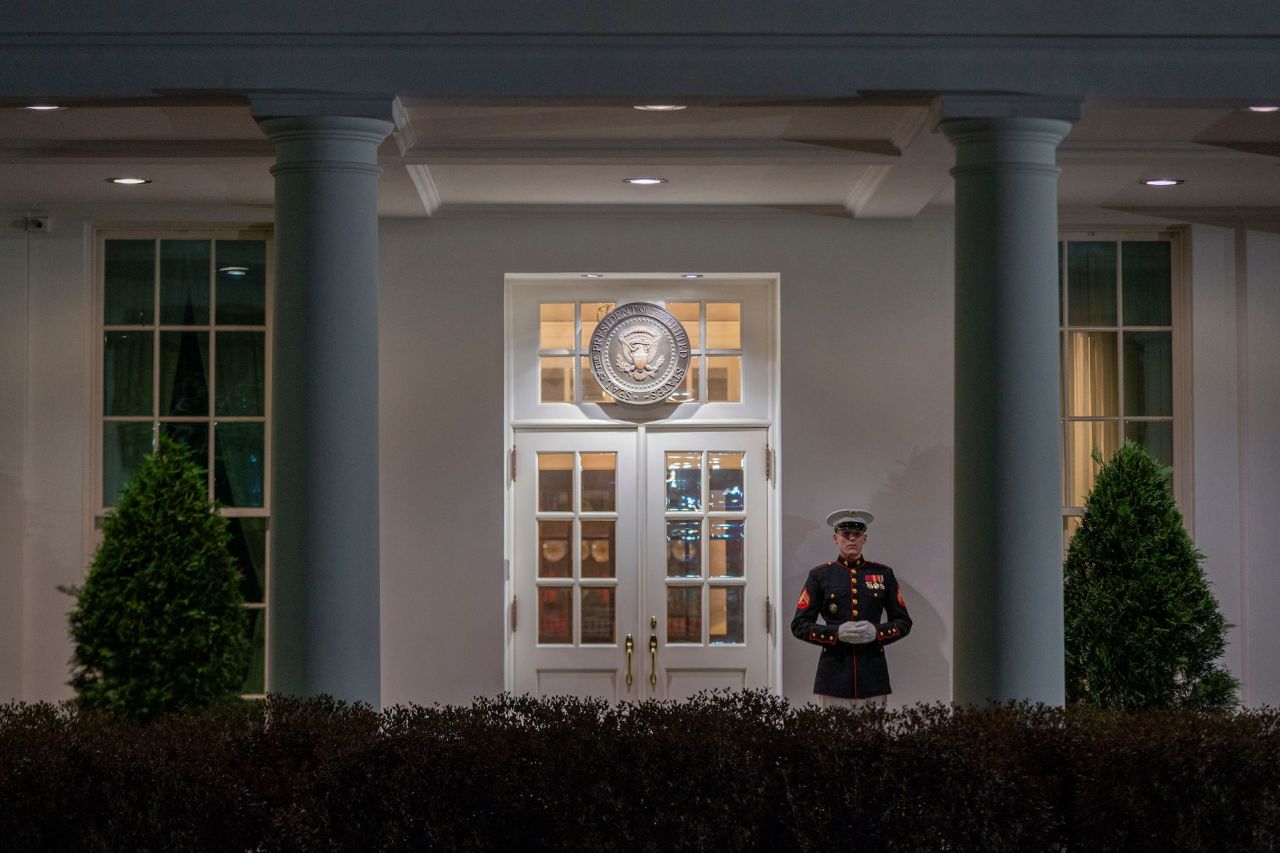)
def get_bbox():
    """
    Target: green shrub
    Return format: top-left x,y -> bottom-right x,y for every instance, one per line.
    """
61,434 -> 250,719
1064,440 -> 1239,710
